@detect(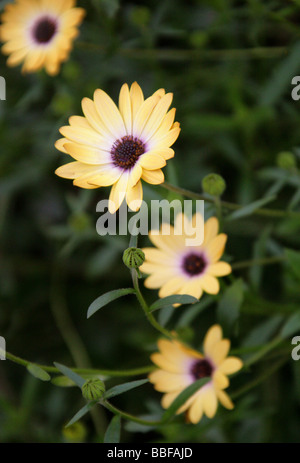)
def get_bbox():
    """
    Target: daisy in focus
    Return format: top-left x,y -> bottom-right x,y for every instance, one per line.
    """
0,0 -> 85,75
55,82 -> 180,213
140,213 -> 231,300
149,324 -> 243,424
